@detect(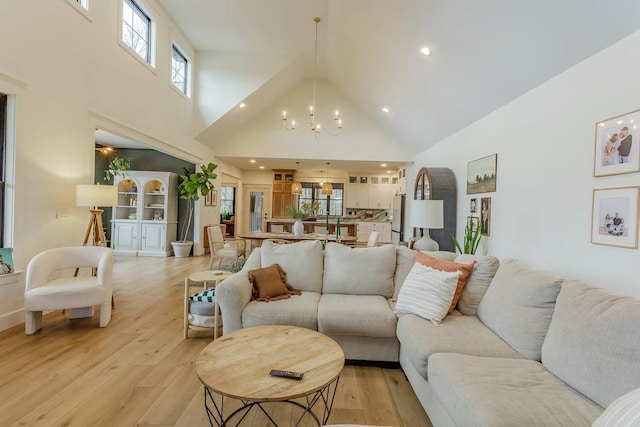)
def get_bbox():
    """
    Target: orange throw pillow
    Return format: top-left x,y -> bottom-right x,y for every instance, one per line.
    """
248,264 -> 301,301
415,252 -> 476,314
